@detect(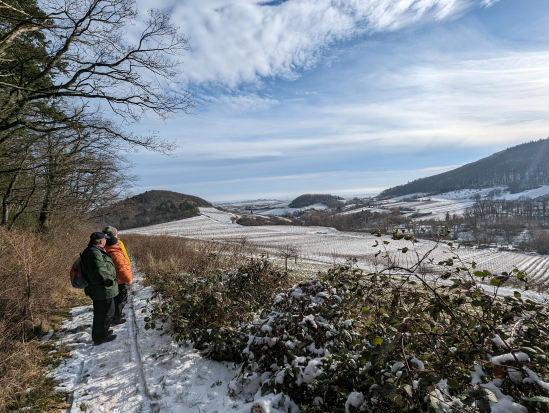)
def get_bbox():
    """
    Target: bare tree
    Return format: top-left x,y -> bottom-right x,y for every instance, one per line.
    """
0,0 -> 194,149
280,244 -> 299,271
